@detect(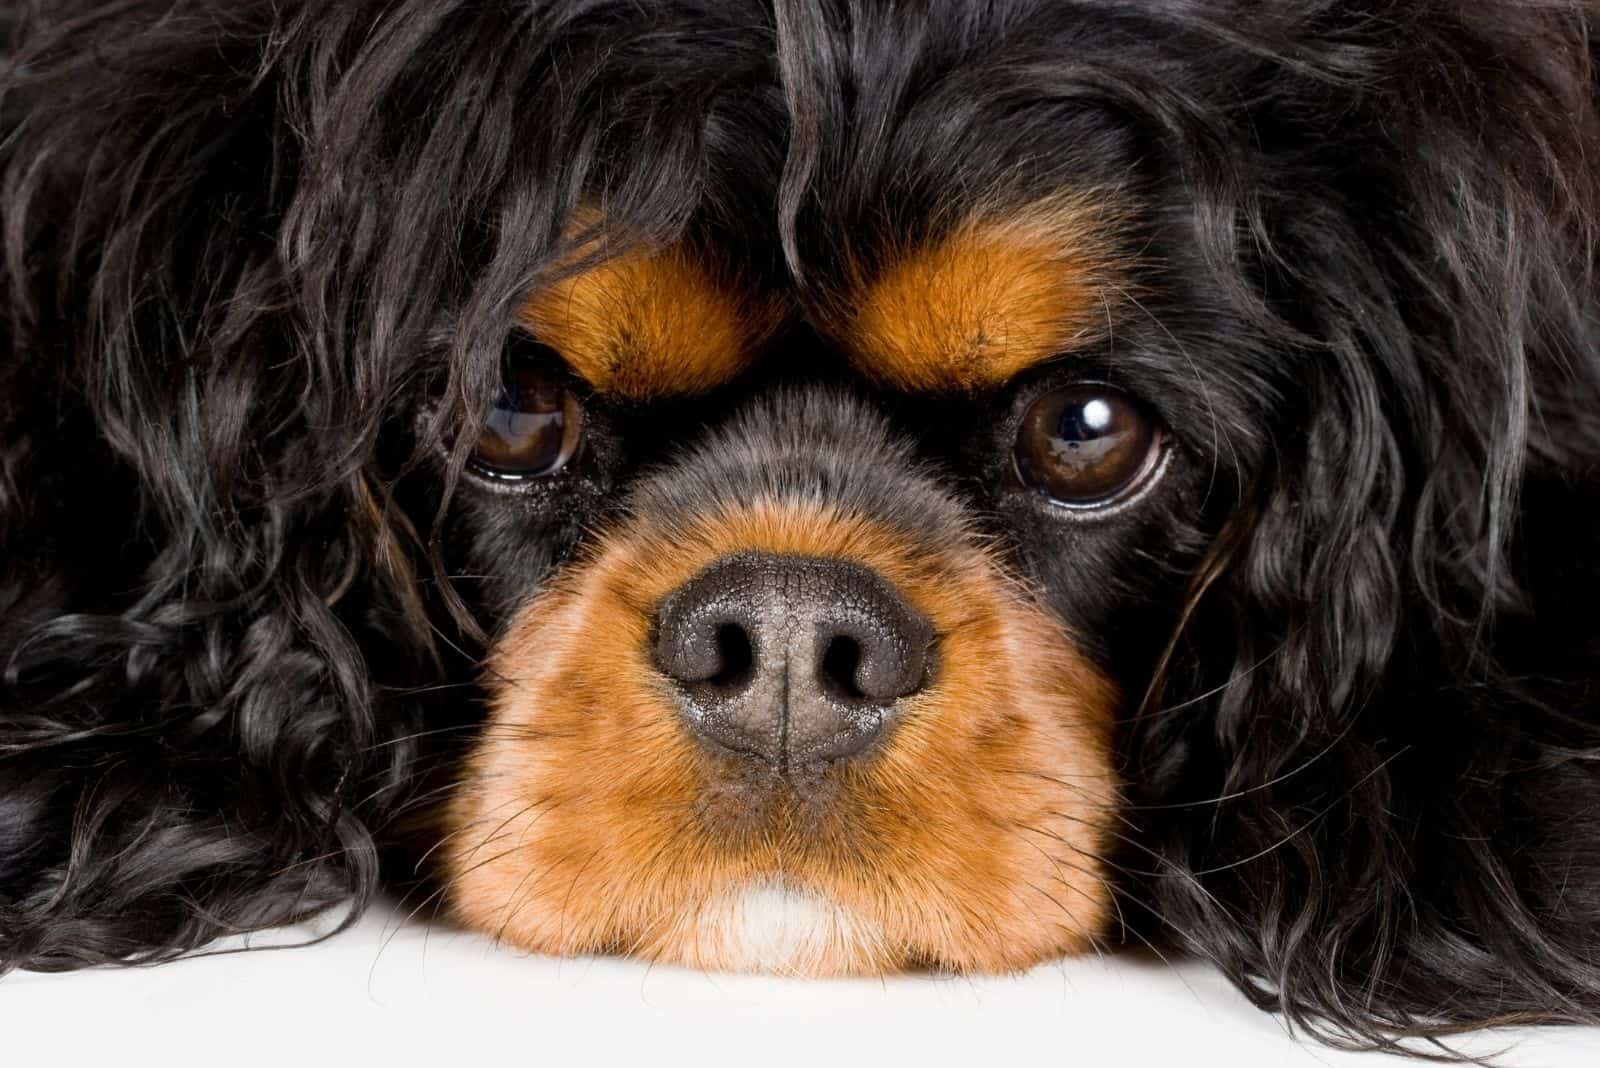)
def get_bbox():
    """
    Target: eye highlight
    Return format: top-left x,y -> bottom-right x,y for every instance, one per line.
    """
469,348 -> 584,481
1014,385 -> 1165,508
